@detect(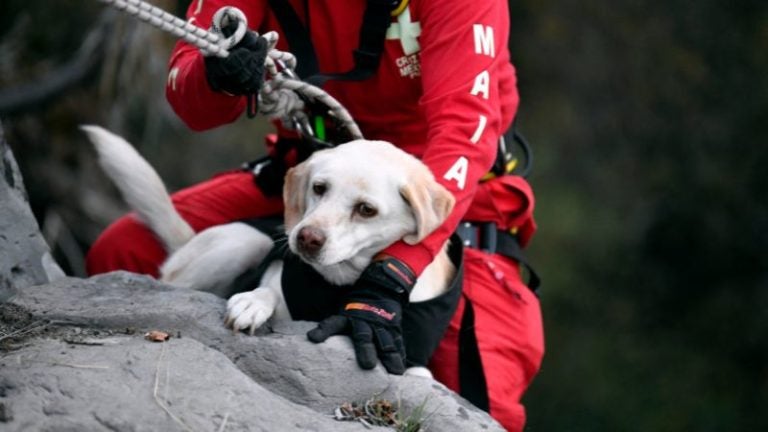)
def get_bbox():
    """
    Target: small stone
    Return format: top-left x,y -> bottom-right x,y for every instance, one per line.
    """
143,330 -> 170,342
